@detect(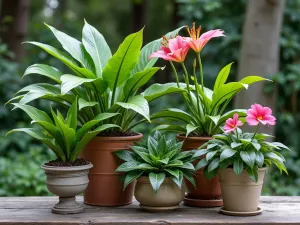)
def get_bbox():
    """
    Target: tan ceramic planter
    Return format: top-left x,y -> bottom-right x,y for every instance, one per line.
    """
177,135 -> 223,207
135,176 -> 185,212
41,163 -> 93,214
219,168 -> 267,212
81,133 -> 143,206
